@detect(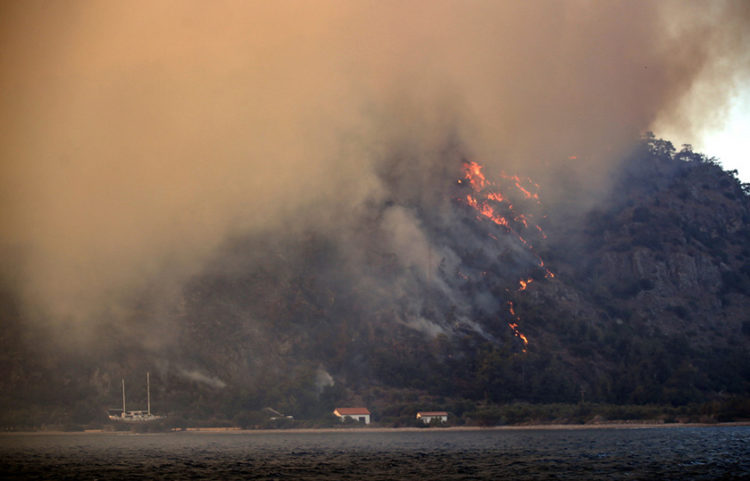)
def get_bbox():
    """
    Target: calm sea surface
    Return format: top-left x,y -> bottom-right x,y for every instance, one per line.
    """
1,426 -> 748,480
